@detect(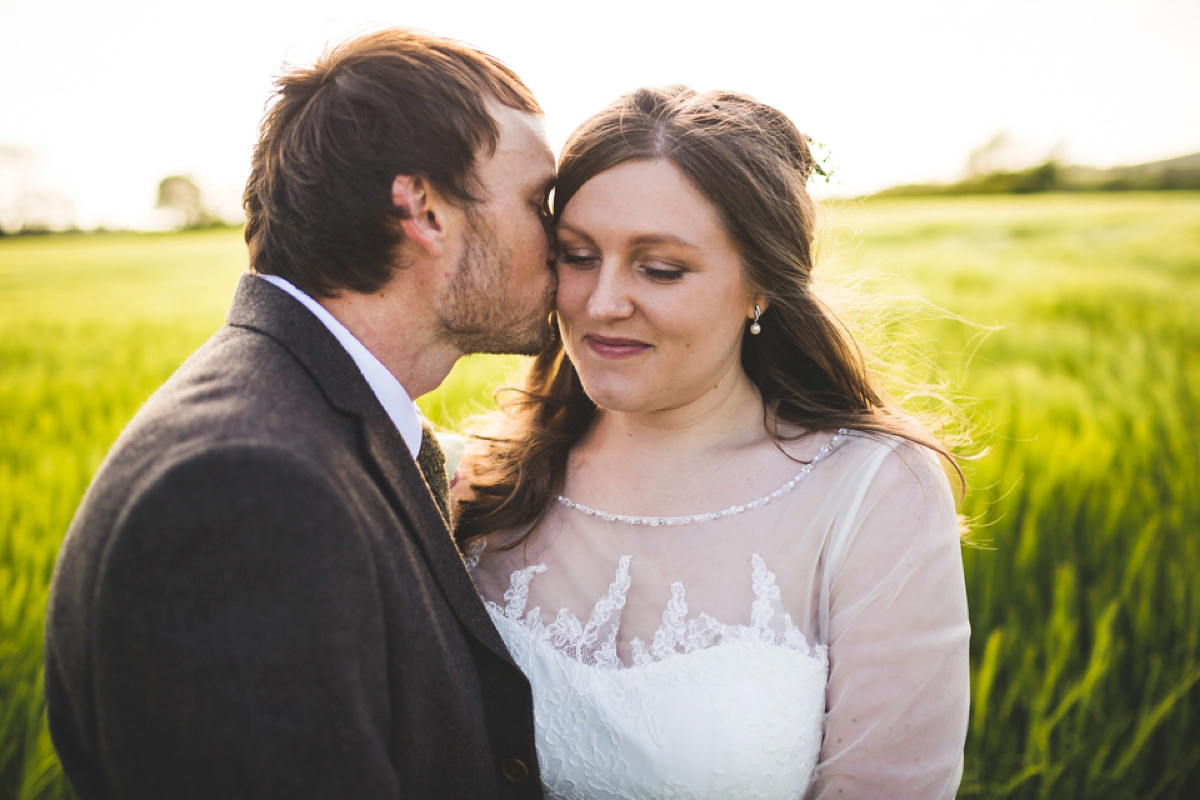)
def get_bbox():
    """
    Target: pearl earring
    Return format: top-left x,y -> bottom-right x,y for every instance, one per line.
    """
750,304 -> 762,335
